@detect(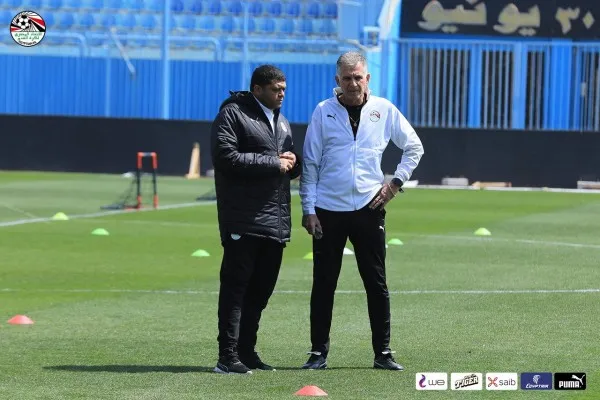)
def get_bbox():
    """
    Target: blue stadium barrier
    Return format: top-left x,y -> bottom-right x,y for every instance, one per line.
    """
2,33 -> 597,130
0,31 -> 346,123
1,0 -> 594,131
388,38 -> 600,132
